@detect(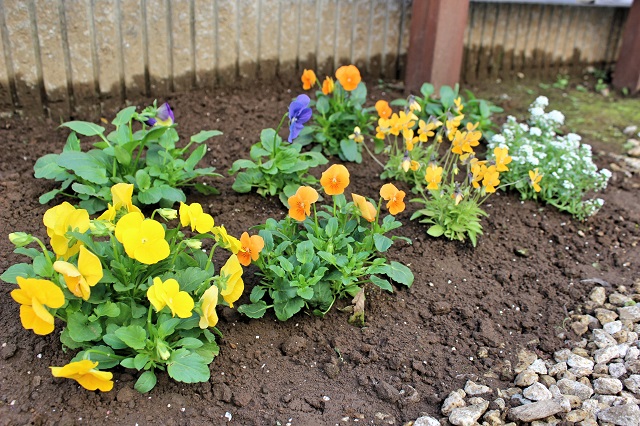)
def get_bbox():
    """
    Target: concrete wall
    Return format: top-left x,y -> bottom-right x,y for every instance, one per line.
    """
0,0 -> 628,118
